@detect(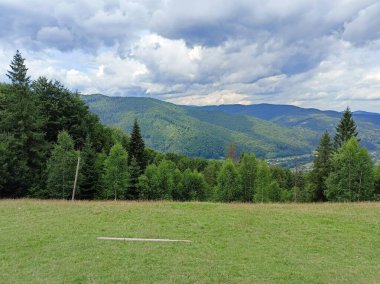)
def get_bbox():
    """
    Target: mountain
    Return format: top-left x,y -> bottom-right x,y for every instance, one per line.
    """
82,95 -> 319,160
194,104 -> 380,151
82,95 -> 380,165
